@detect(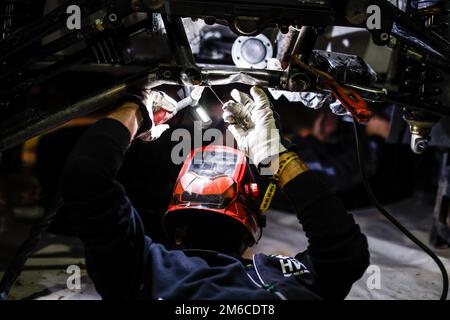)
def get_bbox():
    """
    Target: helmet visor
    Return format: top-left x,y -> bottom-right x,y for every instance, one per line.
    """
189,150 -> 239,177
174,150 -> 241,209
